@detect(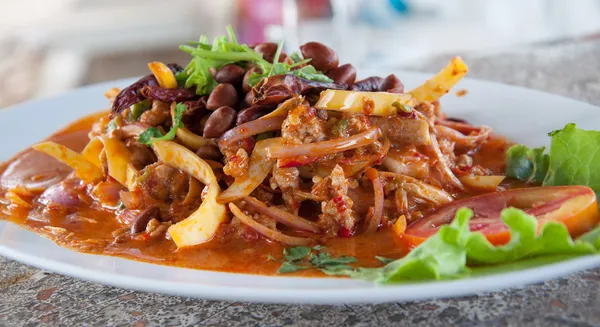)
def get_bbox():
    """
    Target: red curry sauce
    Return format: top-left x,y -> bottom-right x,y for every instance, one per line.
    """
0,113 -> 510,277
